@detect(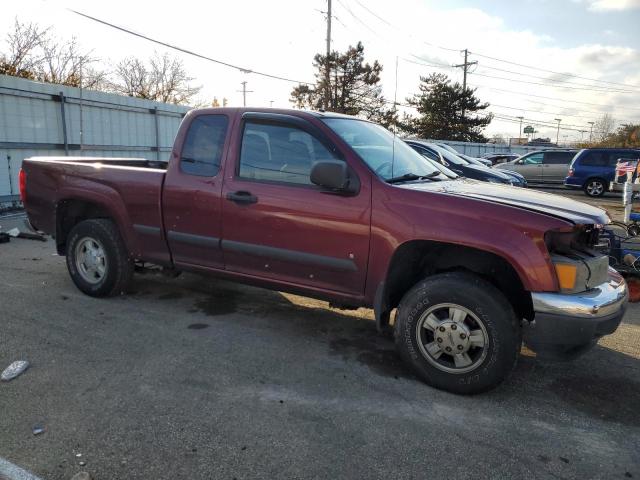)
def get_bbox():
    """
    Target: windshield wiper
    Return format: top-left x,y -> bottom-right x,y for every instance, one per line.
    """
386,171 -> 441,184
